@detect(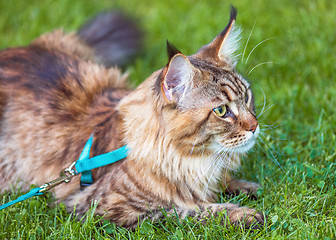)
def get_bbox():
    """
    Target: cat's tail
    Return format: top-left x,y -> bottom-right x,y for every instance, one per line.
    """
77,11 -> 142,67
